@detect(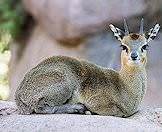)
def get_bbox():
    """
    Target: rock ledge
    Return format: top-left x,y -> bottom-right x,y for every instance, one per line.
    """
0,101 -> 162,132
